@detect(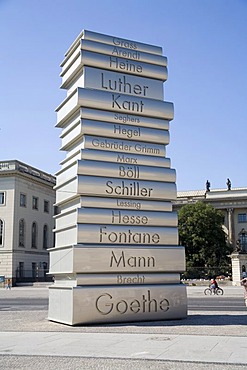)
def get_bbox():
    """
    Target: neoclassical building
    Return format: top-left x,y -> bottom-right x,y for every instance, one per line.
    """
174,186 -> 247,284
0,160 -> 56,284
